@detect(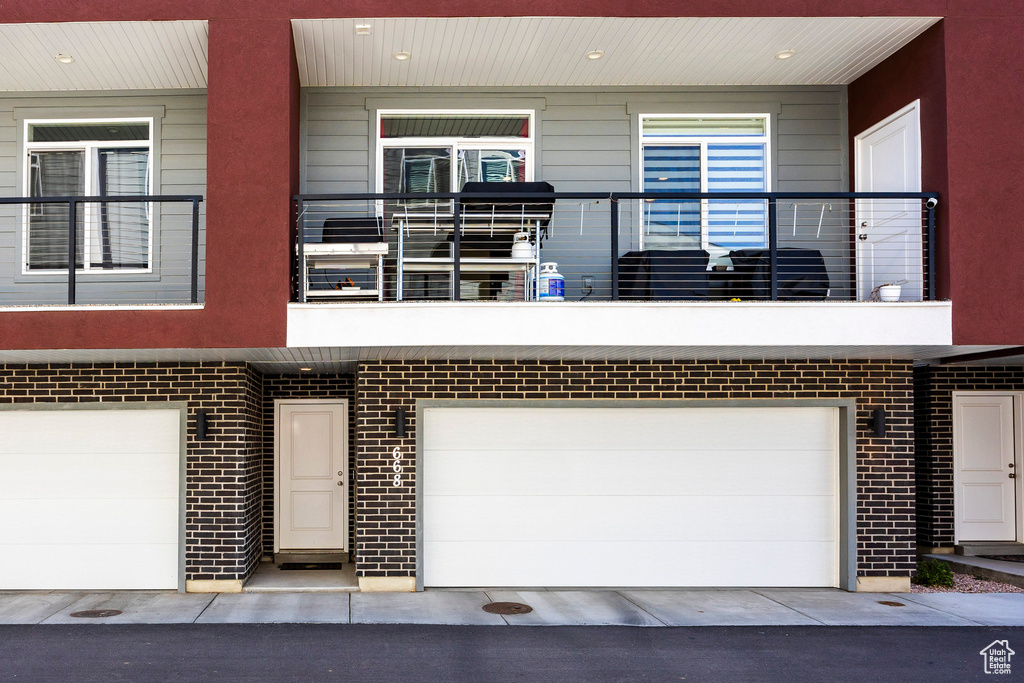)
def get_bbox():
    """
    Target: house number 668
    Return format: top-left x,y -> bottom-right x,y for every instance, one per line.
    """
392,446 -> 402,487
